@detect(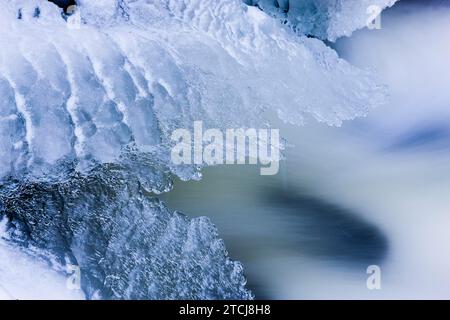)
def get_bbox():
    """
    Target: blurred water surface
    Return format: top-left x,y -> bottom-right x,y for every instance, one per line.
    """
162,0 -> 450,299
